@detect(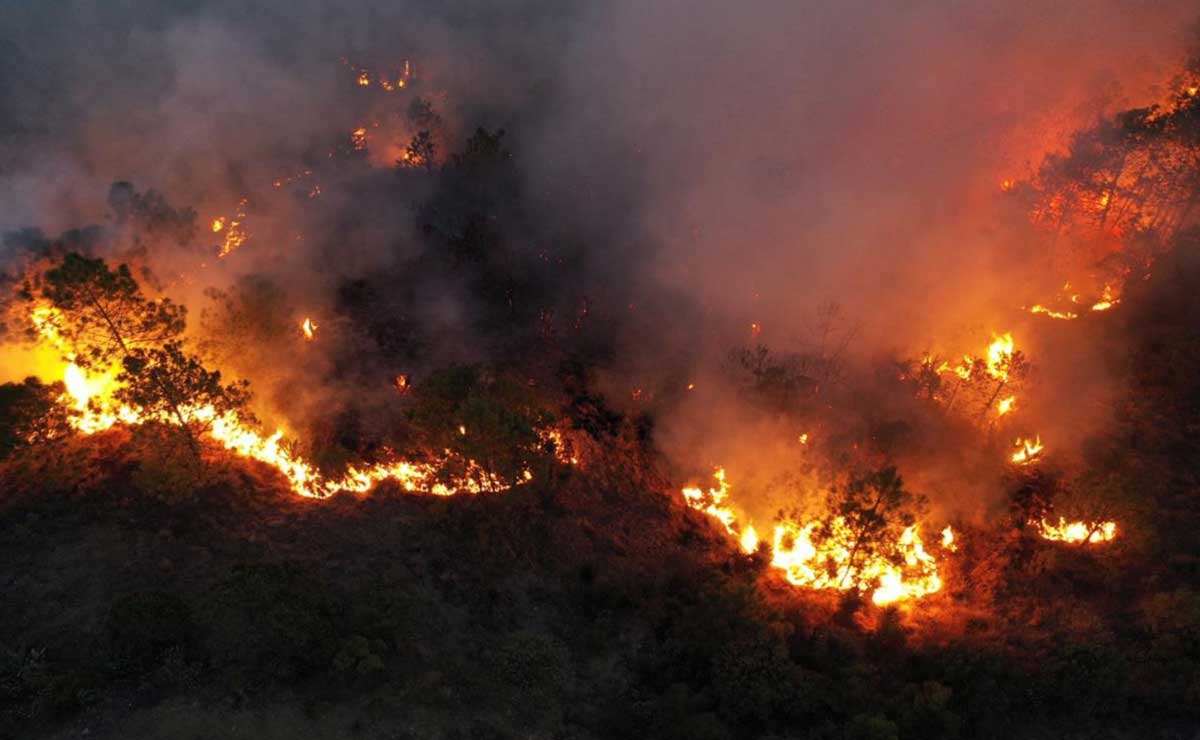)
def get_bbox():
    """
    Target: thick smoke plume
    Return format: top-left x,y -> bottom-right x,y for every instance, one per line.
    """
1,0 -> 1197,515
